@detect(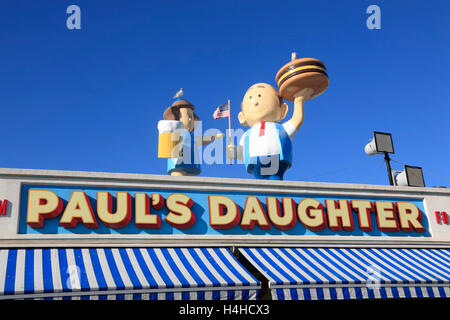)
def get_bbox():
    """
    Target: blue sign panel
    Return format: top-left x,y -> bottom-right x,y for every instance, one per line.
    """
19,184 -> 430,237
